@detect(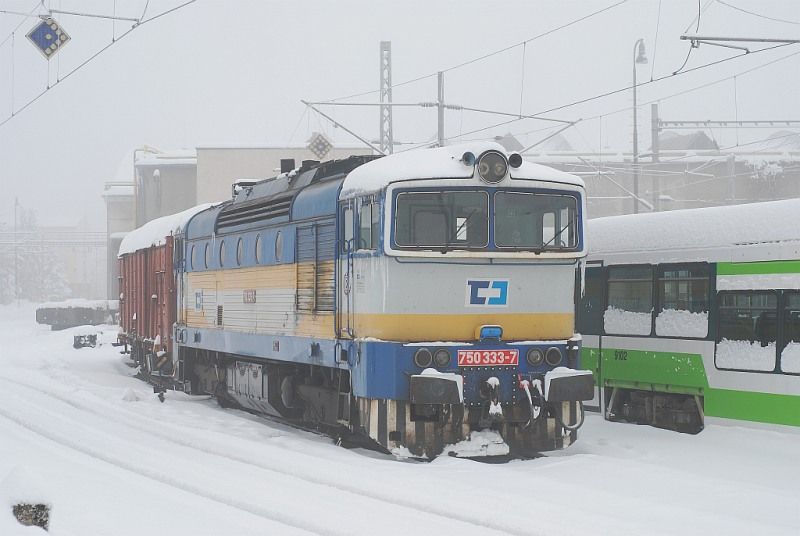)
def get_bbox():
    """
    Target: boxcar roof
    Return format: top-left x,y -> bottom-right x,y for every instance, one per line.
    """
340,142 -> 584,199
119,203 -> 218,256
588,198 -> 800,265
